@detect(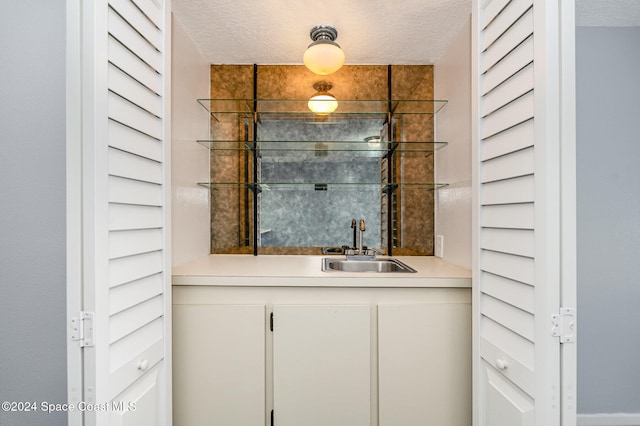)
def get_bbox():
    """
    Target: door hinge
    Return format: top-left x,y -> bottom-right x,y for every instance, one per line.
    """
270,312 -> 274,332
71,311 -> 95,347
551,307 -> 576,343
